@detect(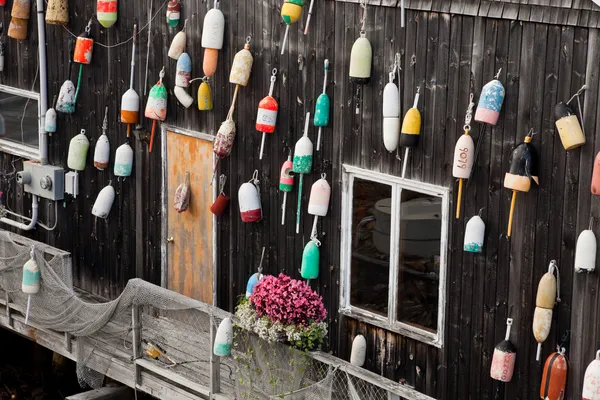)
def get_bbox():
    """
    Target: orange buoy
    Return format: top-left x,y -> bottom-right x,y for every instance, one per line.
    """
540,348 -> 567,400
